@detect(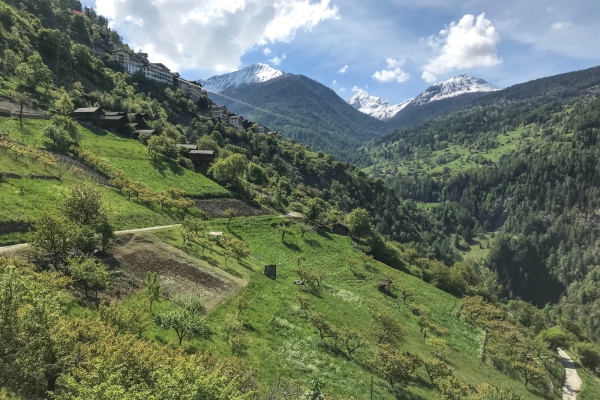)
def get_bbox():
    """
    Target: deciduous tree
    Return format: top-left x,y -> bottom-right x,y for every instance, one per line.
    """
145,272 -> 161,312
